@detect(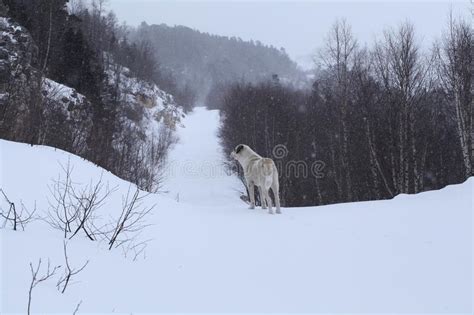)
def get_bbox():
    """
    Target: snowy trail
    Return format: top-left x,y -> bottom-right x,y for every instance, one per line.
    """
0,107 -> 472,313
163,107 -> 242,207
